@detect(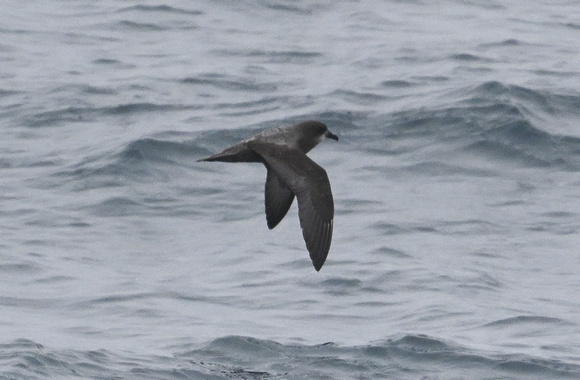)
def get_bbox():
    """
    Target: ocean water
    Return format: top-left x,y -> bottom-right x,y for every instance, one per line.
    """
1,1 -> 580,379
